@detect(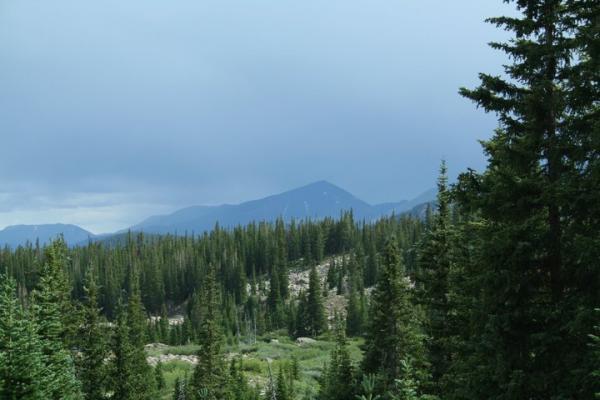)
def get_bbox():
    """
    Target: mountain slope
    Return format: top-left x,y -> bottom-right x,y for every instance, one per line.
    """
130,181 -> 434,235
0,224 -> 95,248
